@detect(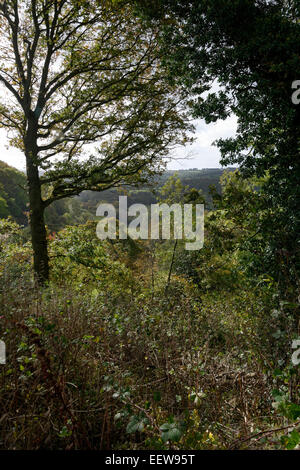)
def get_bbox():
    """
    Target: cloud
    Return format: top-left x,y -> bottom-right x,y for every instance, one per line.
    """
0,129 -> 25,171
167,115 -> 238,169
0,115 -> 238,172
